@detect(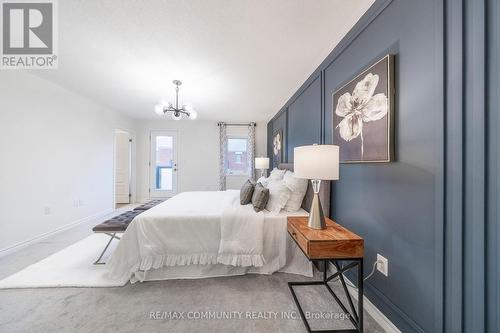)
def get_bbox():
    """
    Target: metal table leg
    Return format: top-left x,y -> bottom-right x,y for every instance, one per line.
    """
288,259 -> 364,333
